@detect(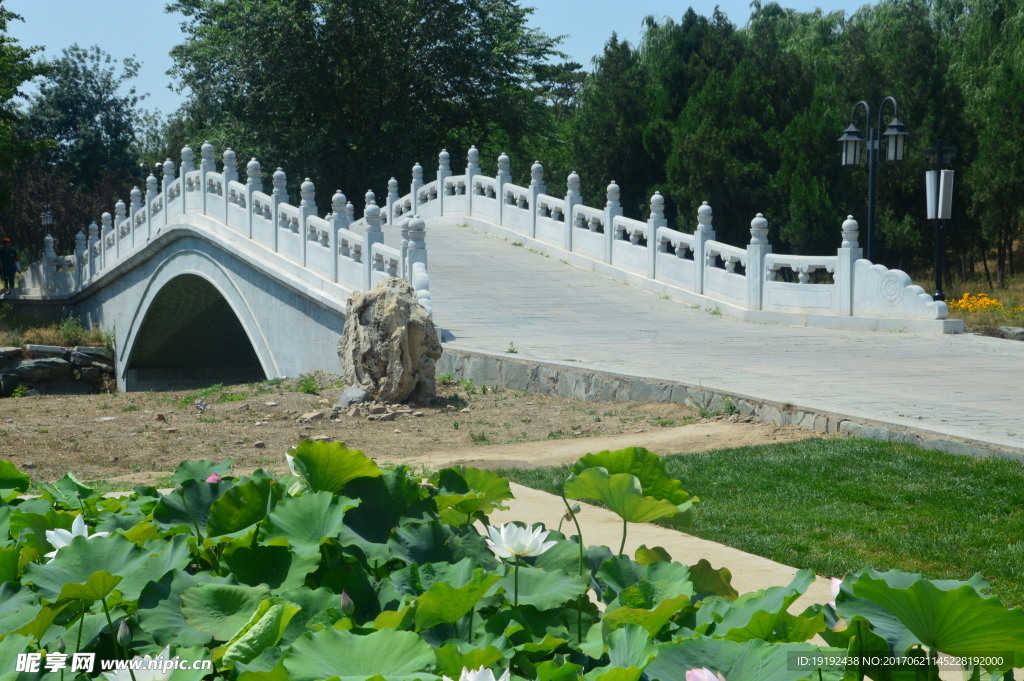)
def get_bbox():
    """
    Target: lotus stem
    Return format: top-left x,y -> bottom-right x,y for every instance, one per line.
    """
76,599 -> 85,654
560,489 -> 585,644
514,558 -> 520,608
619,517 -> 627,556
101,597 -> 137,681
468,607 -> 473,644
